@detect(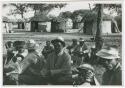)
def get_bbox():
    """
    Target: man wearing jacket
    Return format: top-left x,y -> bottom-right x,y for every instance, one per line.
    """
44,37 -> 72,85
96,45 -> 122,85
